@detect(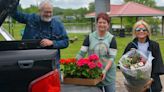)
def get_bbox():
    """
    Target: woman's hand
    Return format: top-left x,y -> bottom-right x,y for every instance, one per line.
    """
101,58 -> 112,81
101,69 -> 107,80
142,78 -> 153,91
